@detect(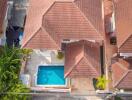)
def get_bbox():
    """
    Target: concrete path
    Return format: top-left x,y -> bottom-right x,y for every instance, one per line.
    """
32,96 -> 104,100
